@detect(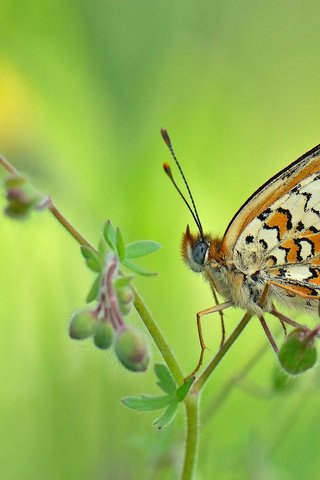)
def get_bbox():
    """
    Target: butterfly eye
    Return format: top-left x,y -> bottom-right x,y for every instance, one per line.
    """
192,241 -> 209,266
